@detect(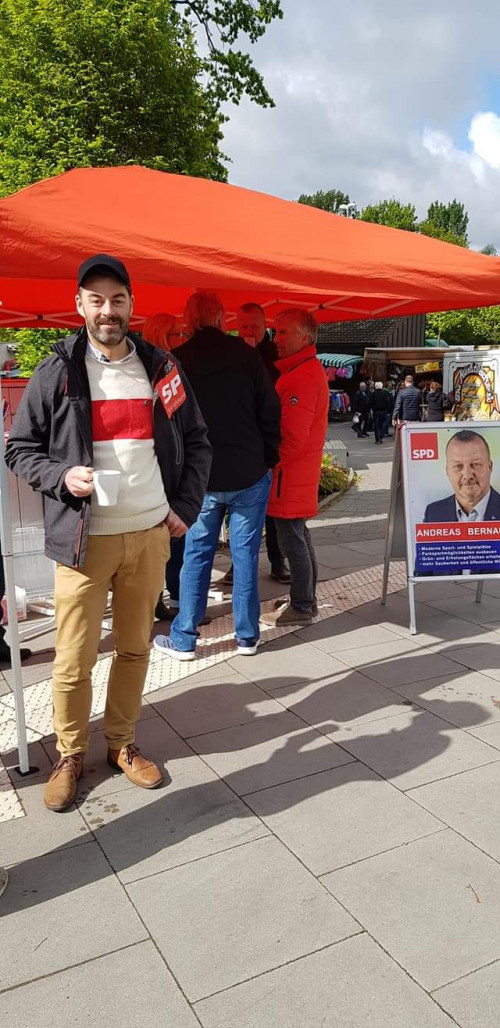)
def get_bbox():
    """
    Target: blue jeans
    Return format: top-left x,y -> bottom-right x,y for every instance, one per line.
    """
170,472 -> 271,651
